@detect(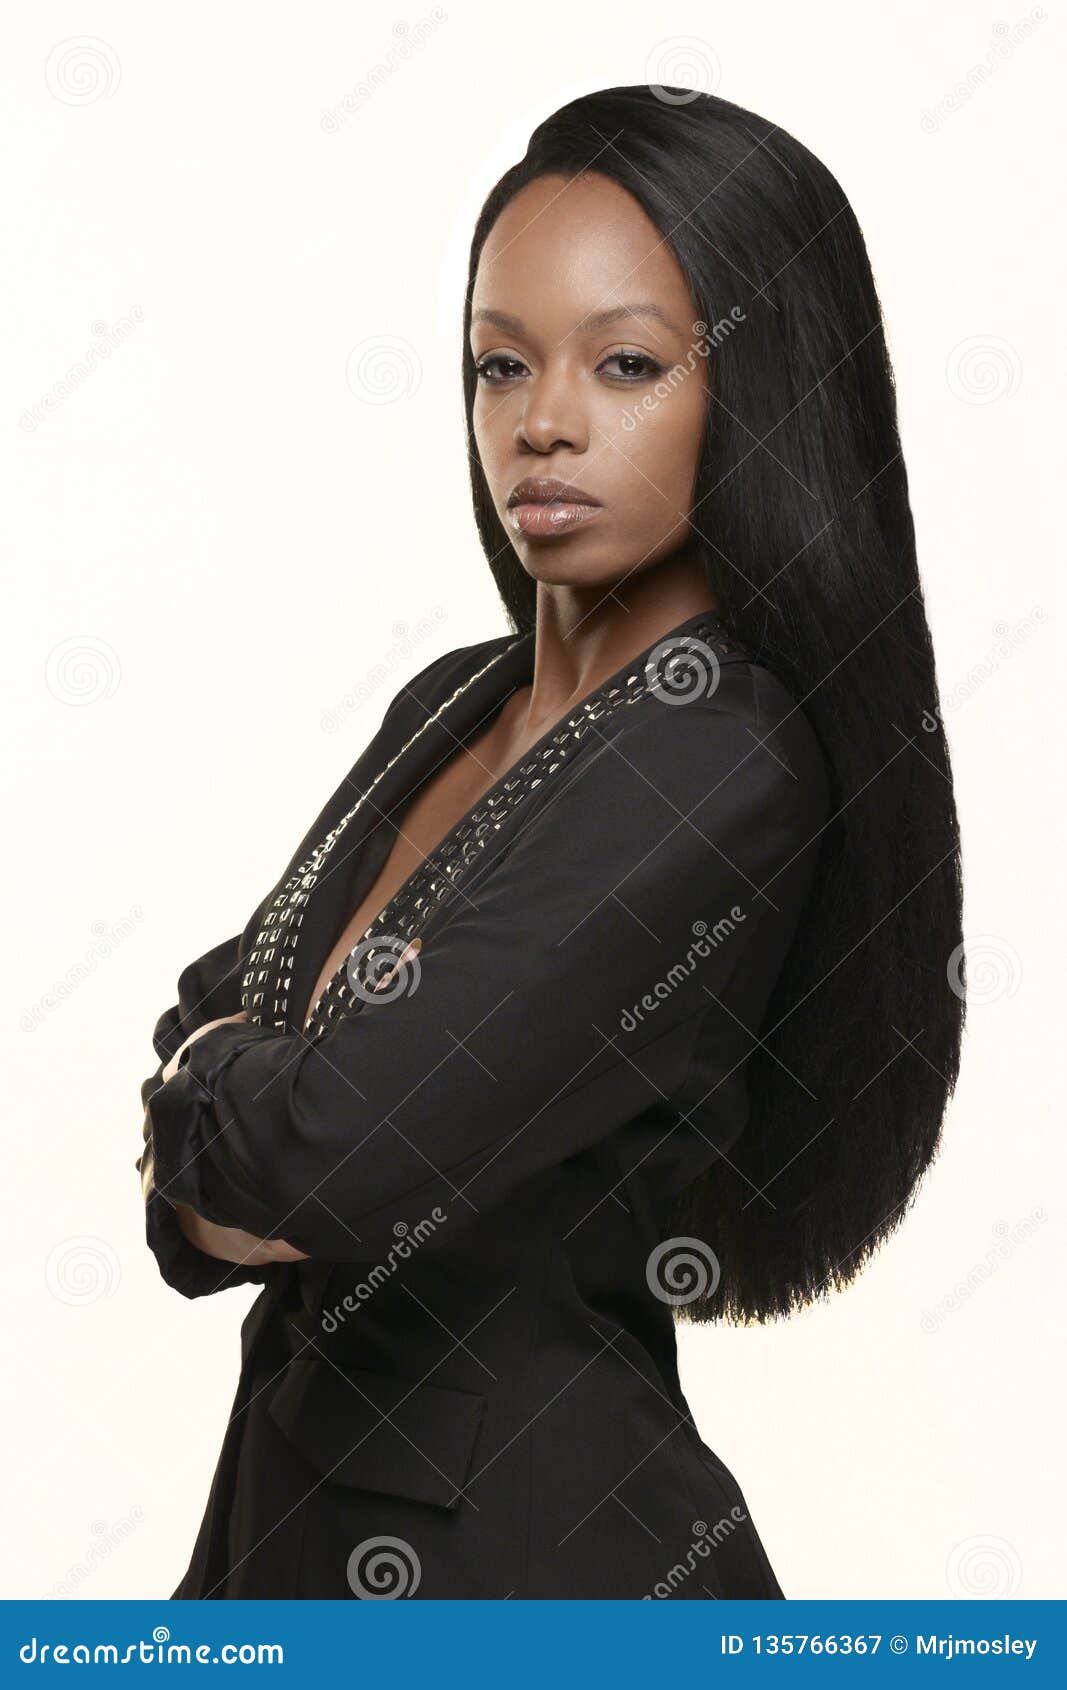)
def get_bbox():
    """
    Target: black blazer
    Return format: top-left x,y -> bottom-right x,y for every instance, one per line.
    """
138,608 -> 829,1600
